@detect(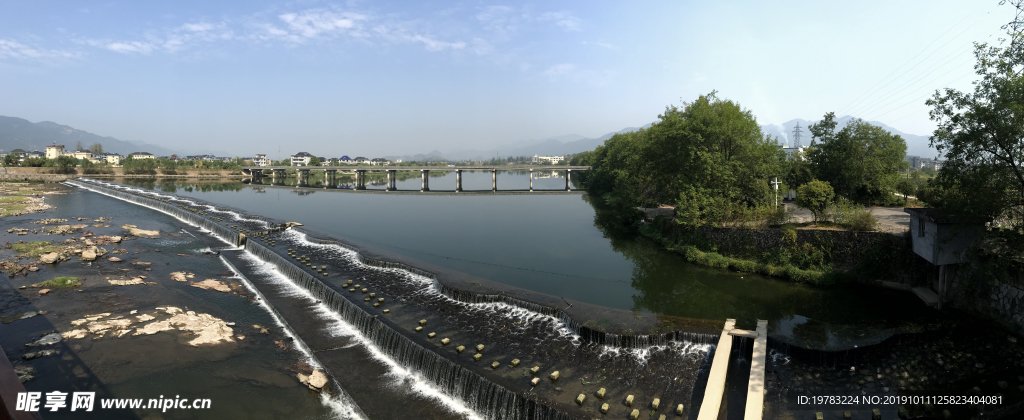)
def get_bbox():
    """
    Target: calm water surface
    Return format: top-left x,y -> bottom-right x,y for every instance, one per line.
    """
117,172 -> 935,348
